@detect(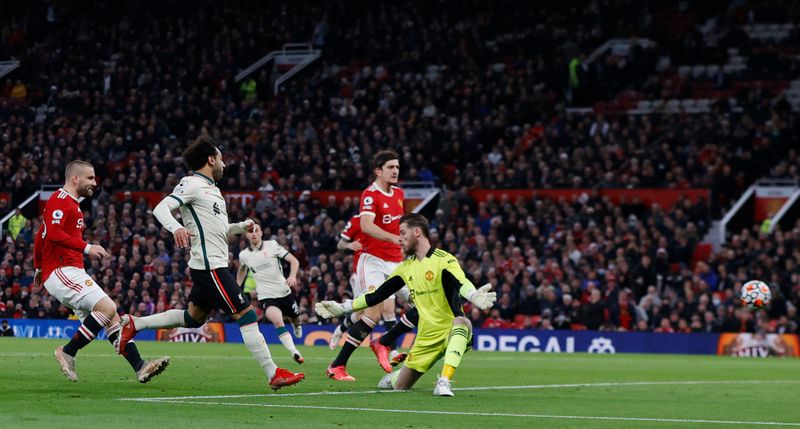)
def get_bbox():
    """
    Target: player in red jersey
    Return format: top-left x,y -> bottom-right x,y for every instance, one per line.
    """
326,150 -> 413,380
330,213 -> 417,367
34,160 -> 169,383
